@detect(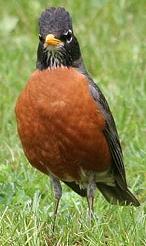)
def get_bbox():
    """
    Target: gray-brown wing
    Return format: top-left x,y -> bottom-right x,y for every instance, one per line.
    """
88,81 -> 127,189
